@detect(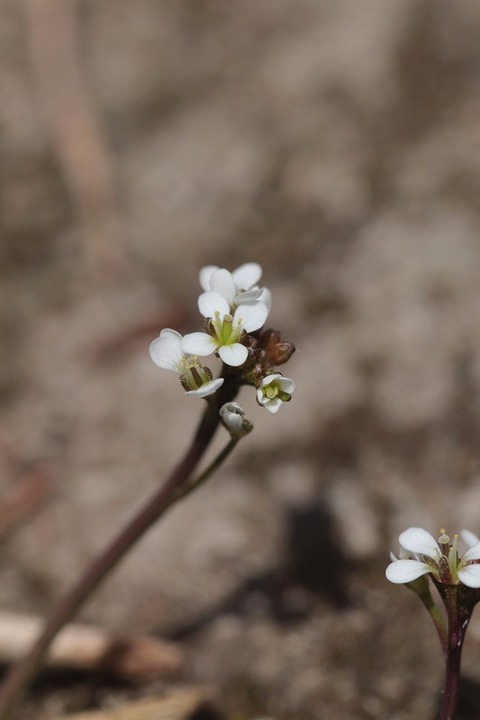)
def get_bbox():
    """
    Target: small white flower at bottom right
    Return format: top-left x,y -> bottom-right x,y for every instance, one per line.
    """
256,373 -> 295,414
385,526 -> 480,588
